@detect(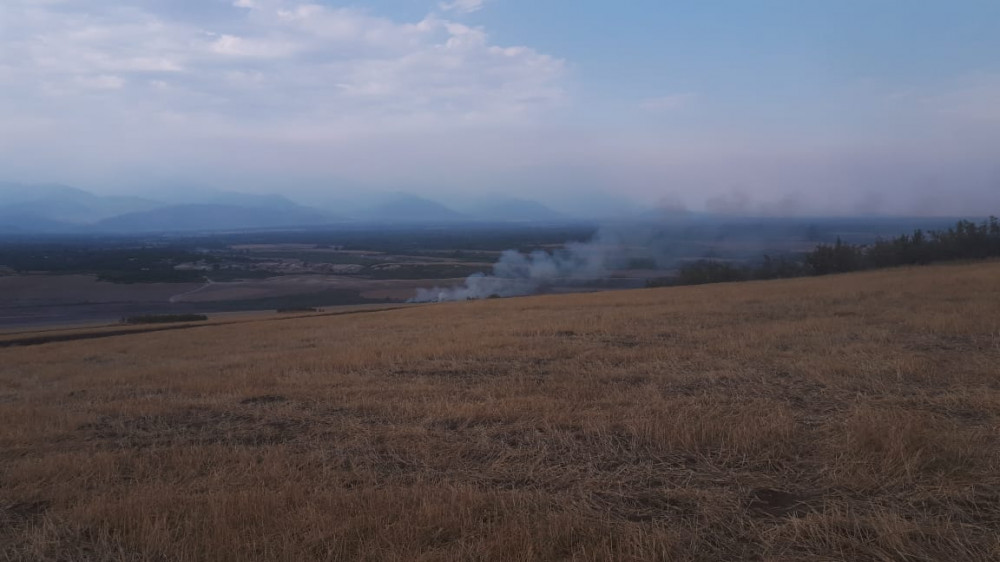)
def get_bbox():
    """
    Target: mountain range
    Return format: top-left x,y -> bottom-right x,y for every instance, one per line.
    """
0,183 -> 579,234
